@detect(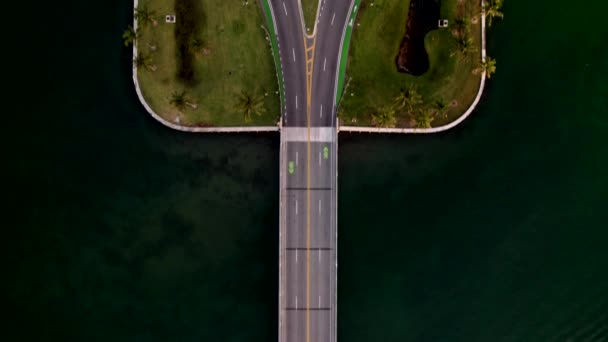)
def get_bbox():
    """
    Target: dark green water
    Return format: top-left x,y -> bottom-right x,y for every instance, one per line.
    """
5,0 -> 608,340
